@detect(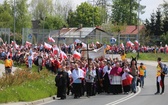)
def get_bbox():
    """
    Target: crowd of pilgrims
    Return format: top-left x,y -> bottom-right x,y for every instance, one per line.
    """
0,42 -> 142,100
55,57 -> 141,99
